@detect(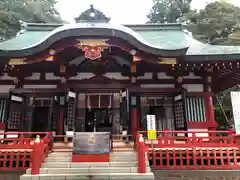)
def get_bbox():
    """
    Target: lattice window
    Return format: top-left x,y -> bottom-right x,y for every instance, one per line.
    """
0,100 -> 7,123
174,101 -> 185,129
66,99 -> 76,130
51,110 -> 58,131
185,97 -> 206,122
8,110 -> 21,130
